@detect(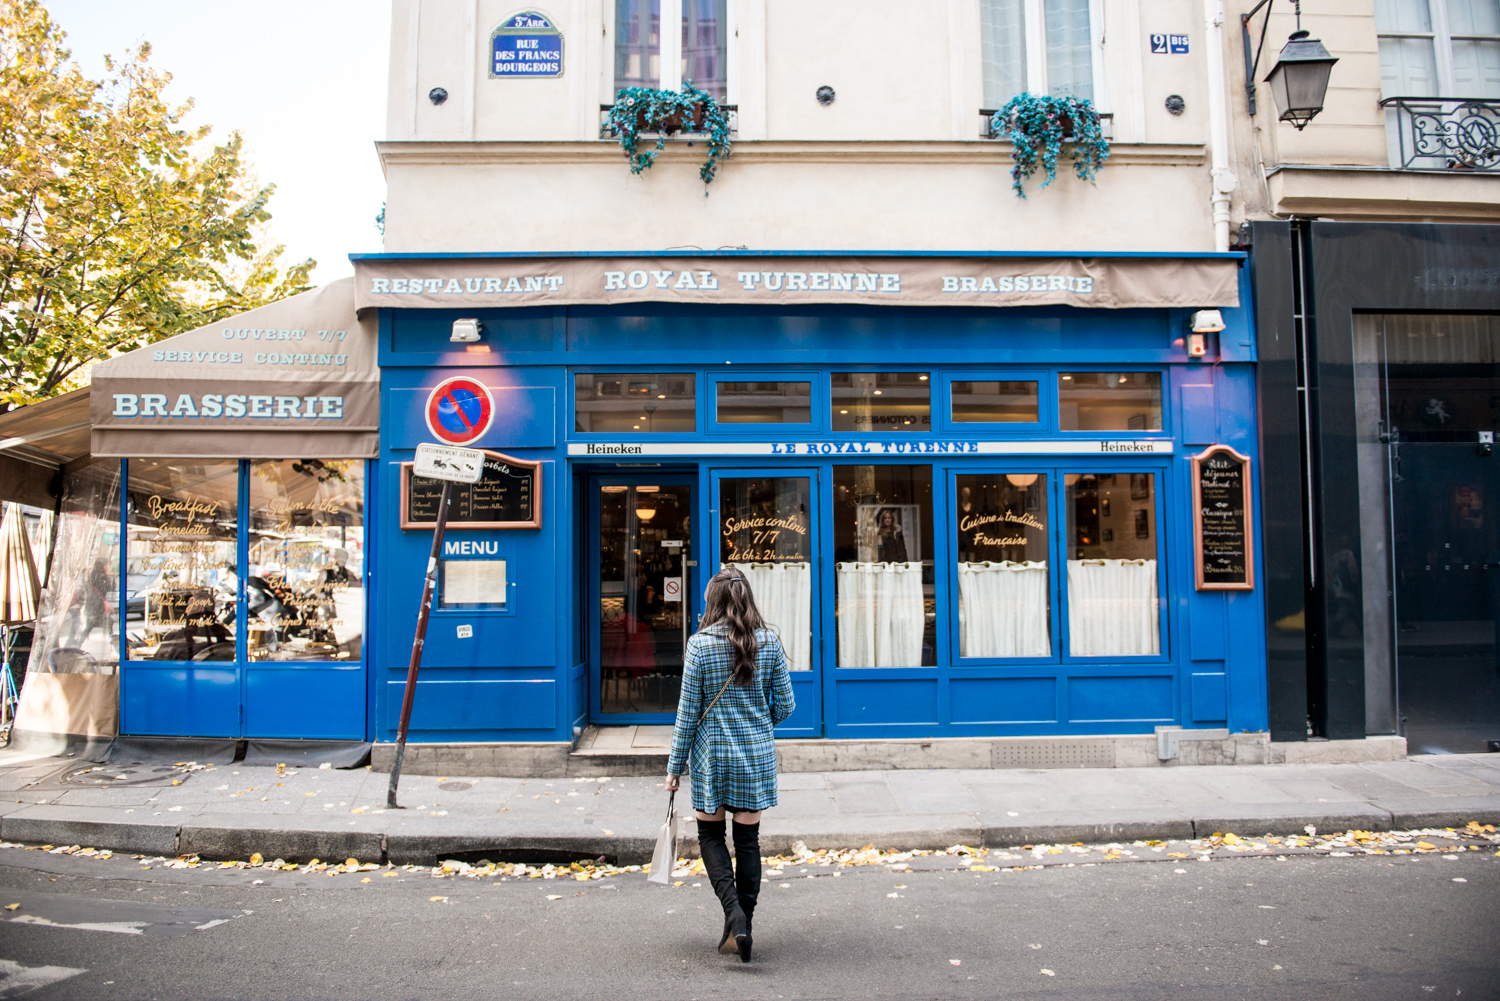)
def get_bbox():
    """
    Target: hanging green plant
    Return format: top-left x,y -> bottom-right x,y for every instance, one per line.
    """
600,82 -> 733,190
993,93 -> 1110,199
